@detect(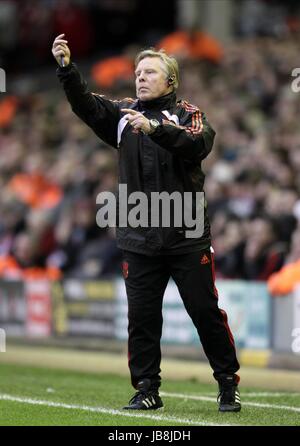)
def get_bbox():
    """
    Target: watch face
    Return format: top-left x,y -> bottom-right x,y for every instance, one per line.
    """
151,119 -> 159,128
